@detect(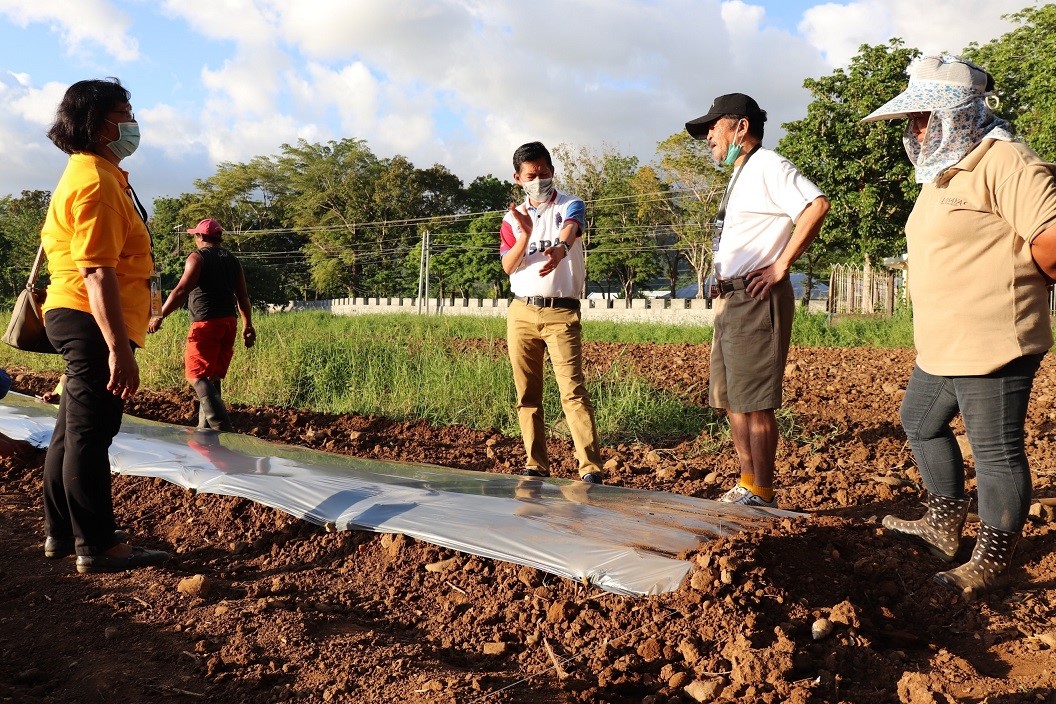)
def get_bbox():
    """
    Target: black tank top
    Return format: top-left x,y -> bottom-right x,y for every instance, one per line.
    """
188,246 -> 241,322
